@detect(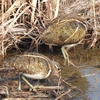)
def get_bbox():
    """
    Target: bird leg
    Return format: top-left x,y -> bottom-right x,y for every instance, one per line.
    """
17,73 -> 37,92
61,46 -> 69,60
61,46 -> 76,67
17,73 -> 22,91
61,46 -> 70,66
21,76 -> 38,92
49,44 -> 53,52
